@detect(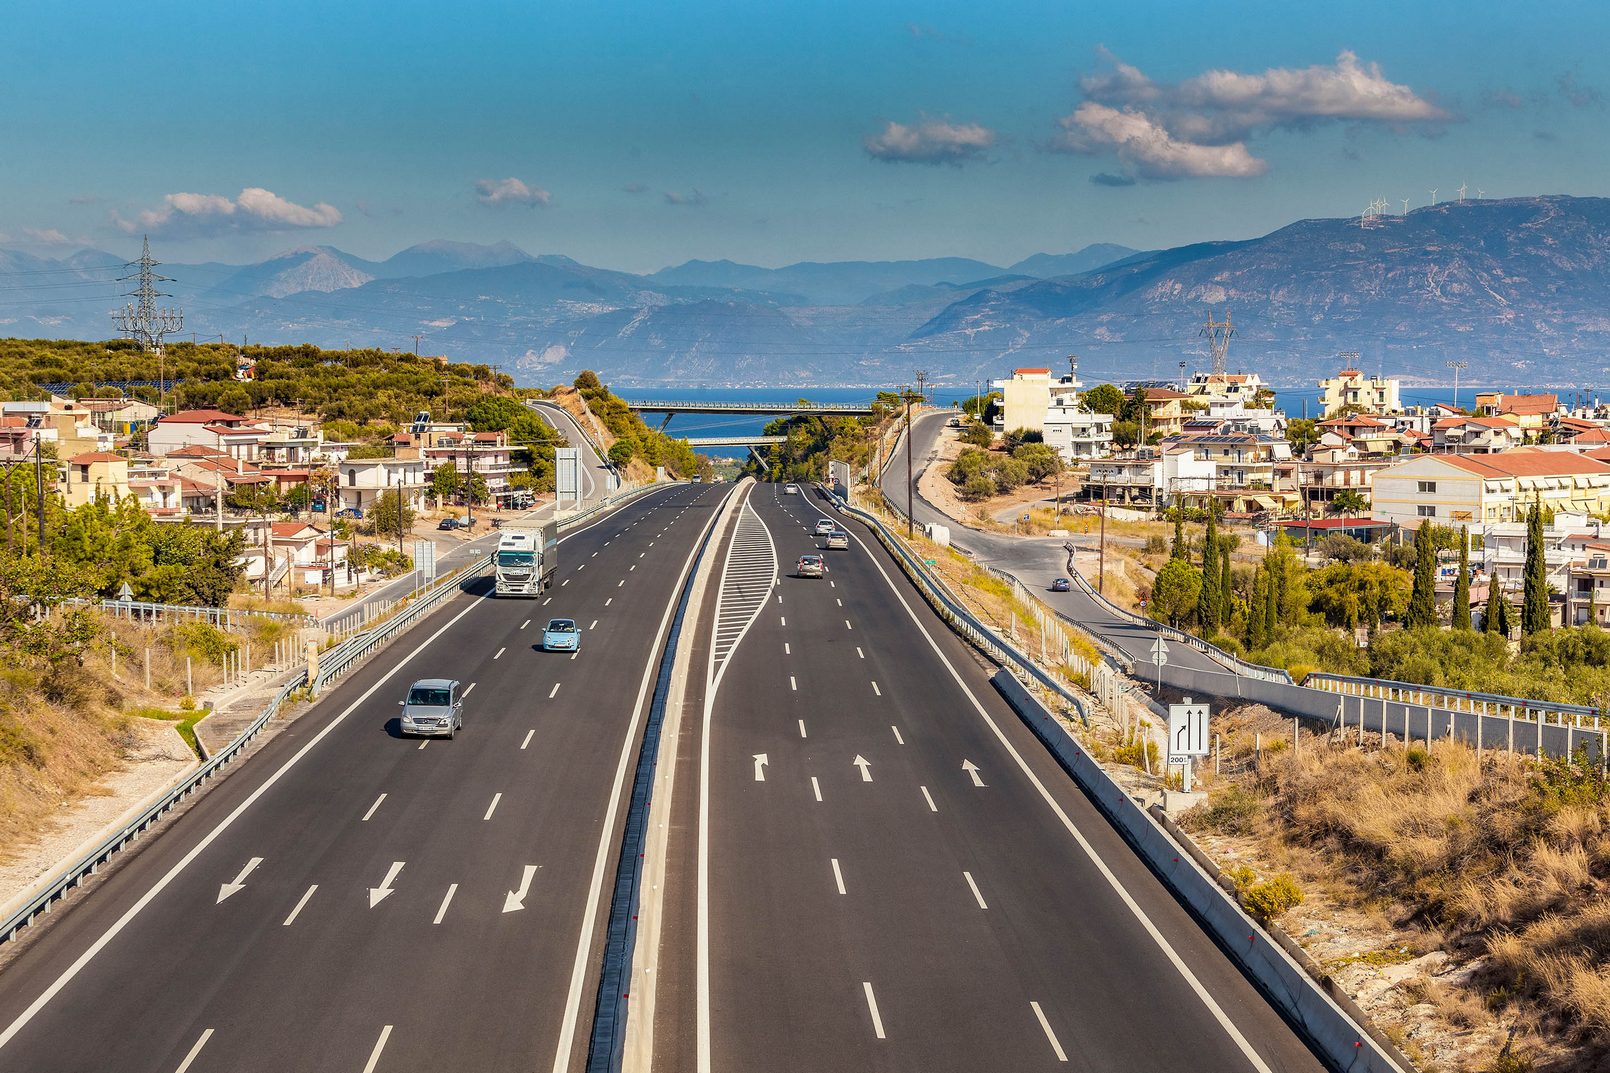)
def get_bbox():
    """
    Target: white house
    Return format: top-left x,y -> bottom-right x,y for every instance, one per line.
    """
337,458 -> 428,513
147,409 -> 267,461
